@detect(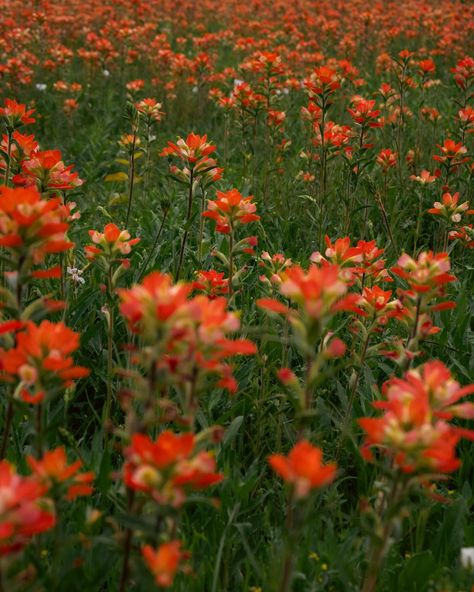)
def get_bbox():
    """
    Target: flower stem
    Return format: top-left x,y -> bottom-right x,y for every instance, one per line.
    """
119,489 -> 135,592
228,228 -> 234,299
125,132 -> 137,227
139,208 -> 169,280
176,169 -> 194,281
0,400 -> 14,460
